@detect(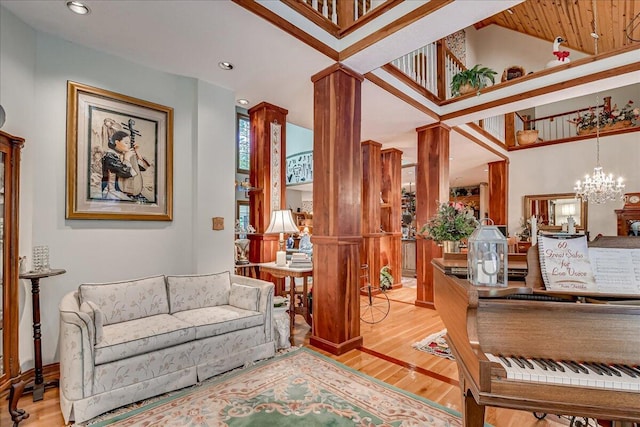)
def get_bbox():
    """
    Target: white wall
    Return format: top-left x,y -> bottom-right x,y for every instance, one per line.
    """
509,132 -> 638,239
285,122 -> 313,210
466,25 -> 588,80
0,6 -> 37,340
1,7 -> 237,370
